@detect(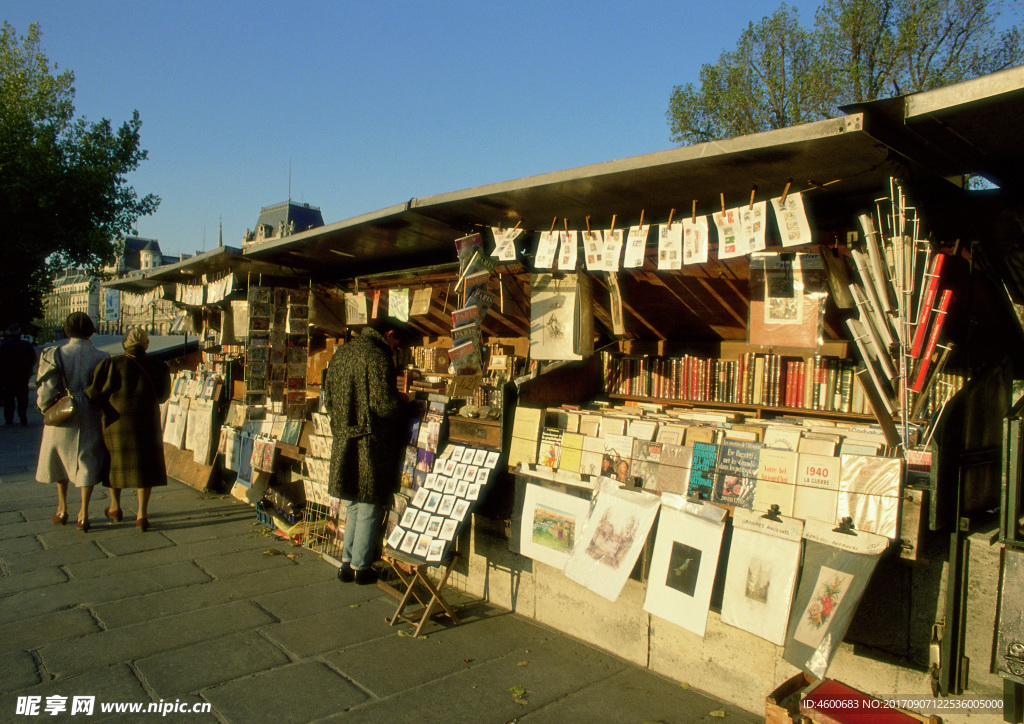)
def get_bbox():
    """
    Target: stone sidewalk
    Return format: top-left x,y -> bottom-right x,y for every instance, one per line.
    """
0,405 -> 758,724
